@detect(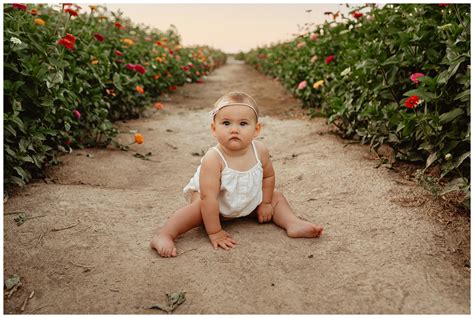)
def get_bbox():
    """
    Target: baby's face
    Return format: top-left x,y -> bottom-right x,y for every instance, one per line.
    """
211,105 -> 260,151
